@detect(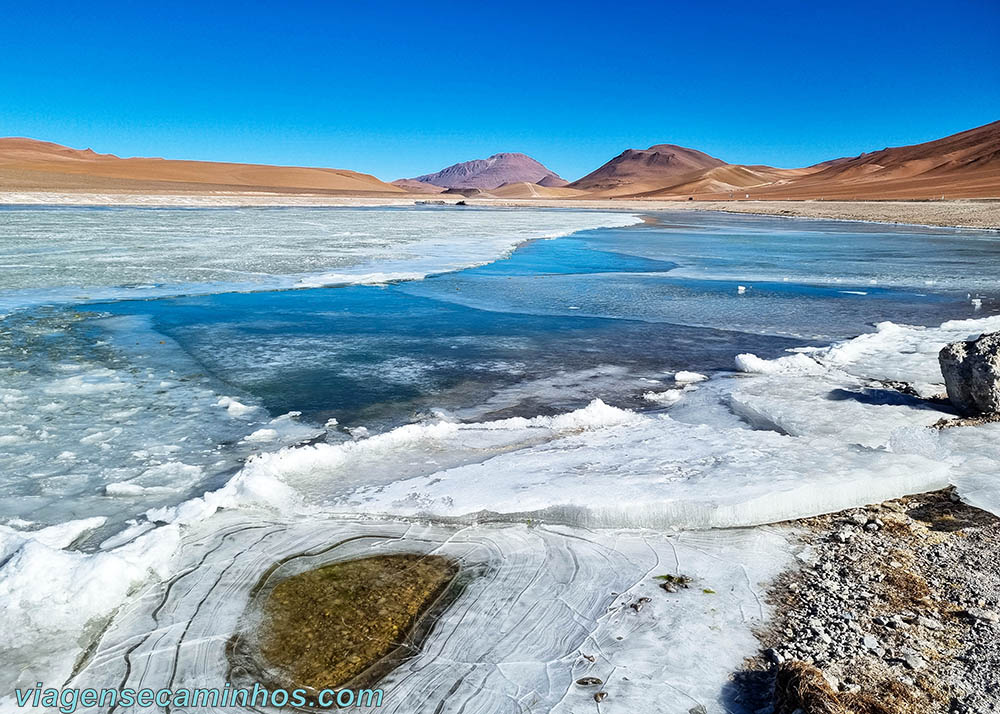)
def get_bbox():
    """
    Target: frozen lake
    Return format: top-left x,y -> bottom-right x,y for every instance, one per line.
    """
2,206 -> 1000,711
